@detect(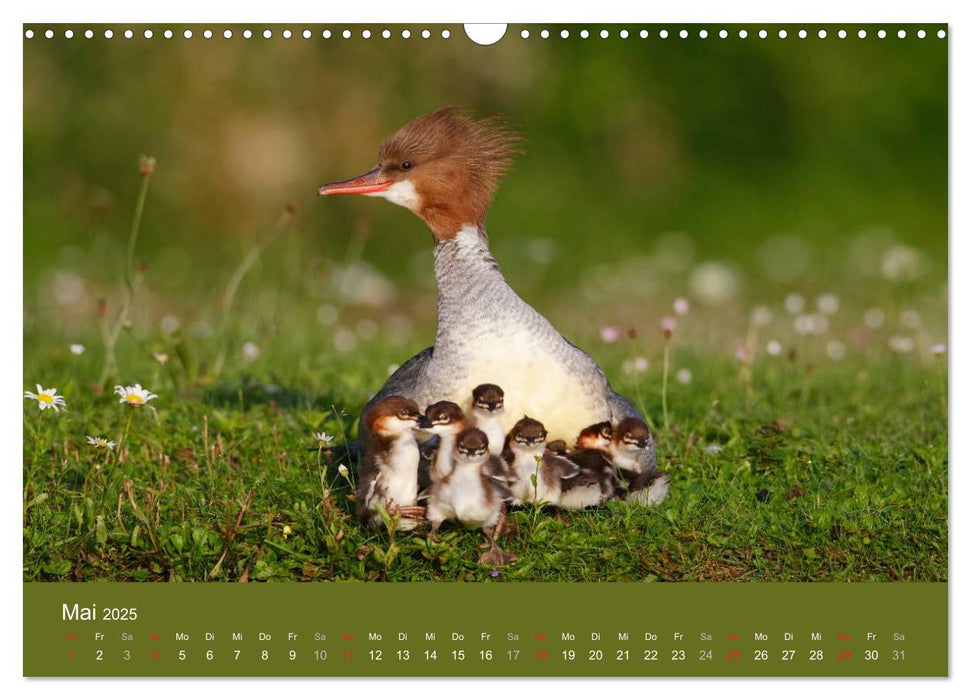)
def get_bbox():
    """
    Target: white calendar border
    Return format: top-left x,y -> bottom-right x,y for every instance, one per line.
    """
3,0 -> 965,697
